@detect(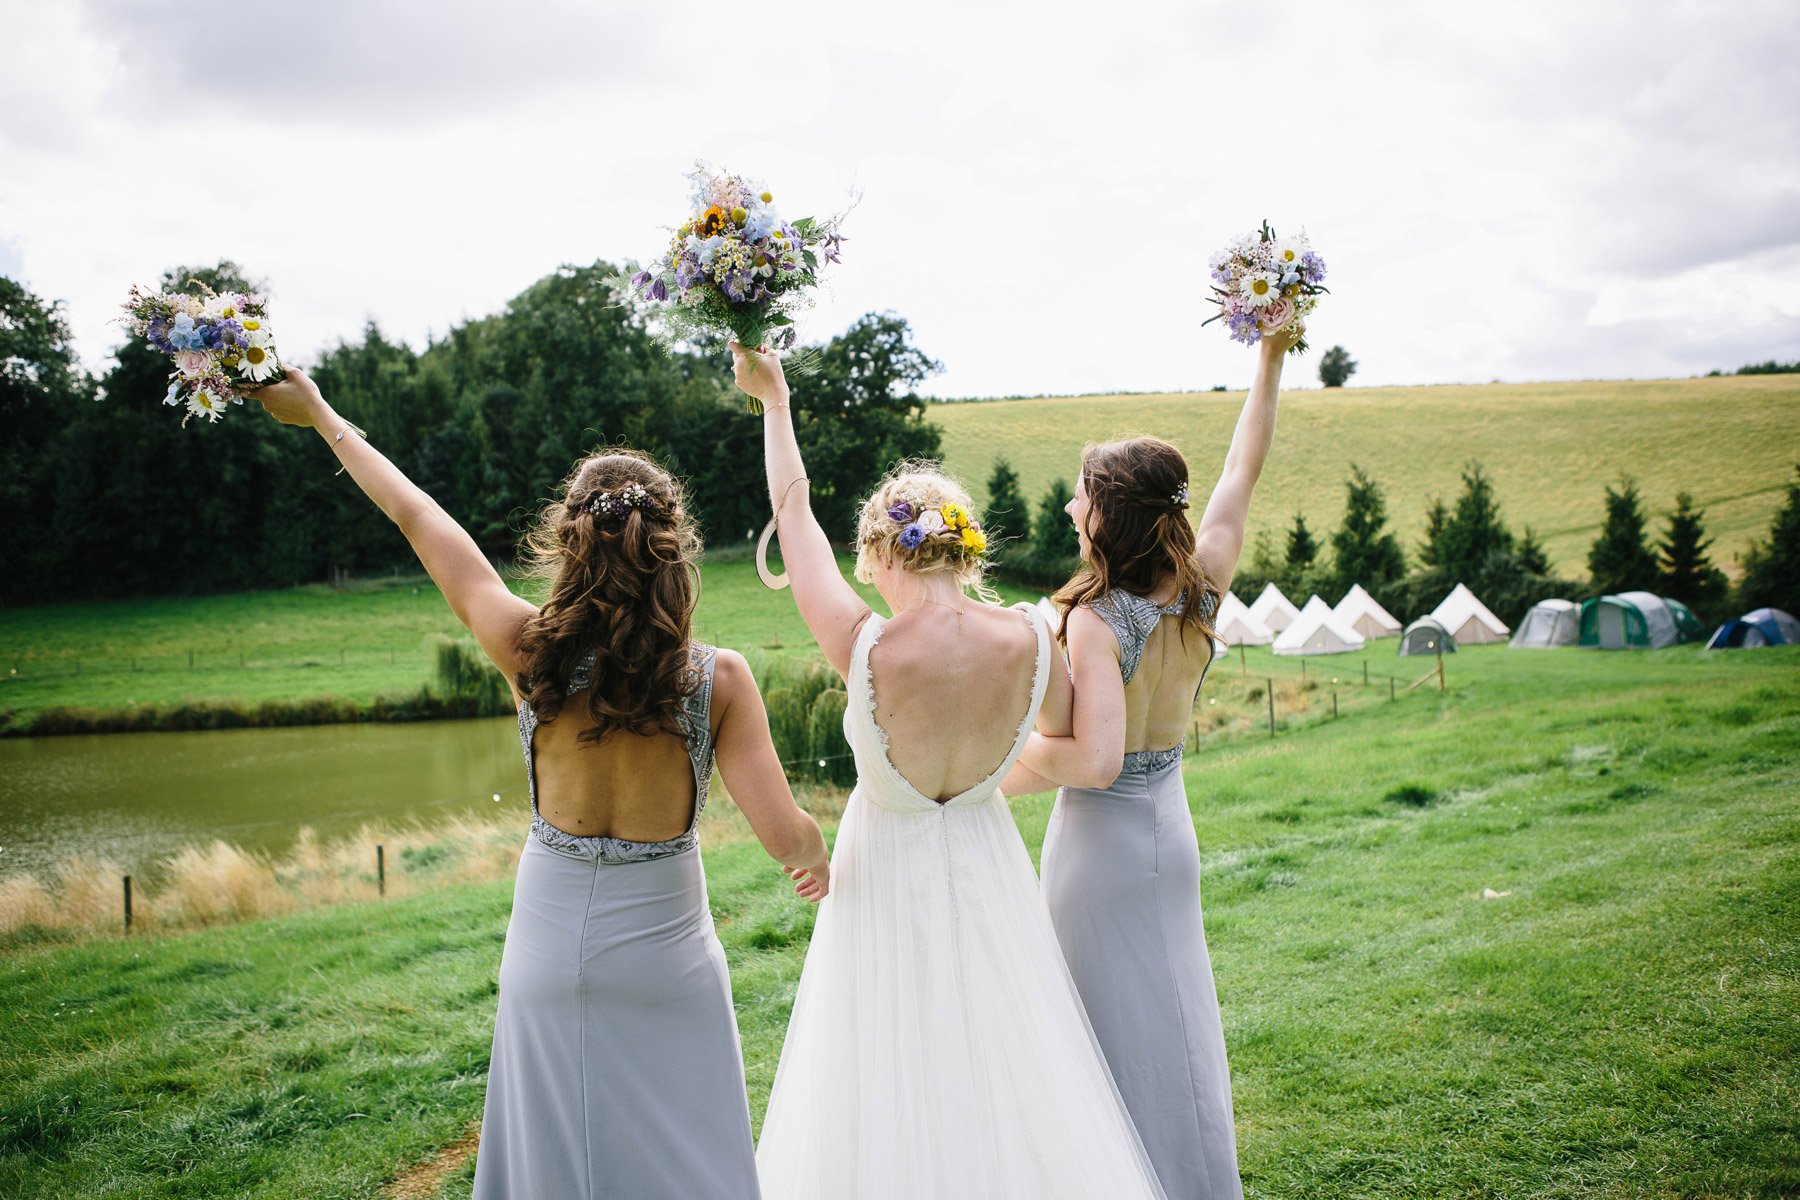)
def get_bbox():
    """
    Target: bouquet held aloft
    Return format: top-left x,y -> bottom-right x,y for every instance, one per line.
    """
119,285 -> 284,424
1203,222 -> 1327,353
